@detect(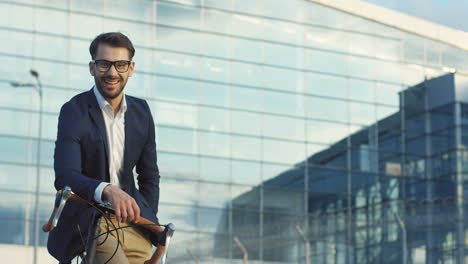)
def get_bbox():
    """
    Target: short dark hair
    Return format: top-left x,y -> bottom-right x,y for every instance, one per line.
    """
89,32 -> 135,59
